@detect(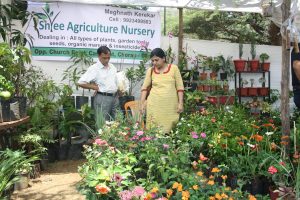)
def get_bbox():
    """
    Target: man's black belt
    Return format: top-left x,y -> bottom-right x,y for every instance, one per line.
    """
98,92 -> 116,96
